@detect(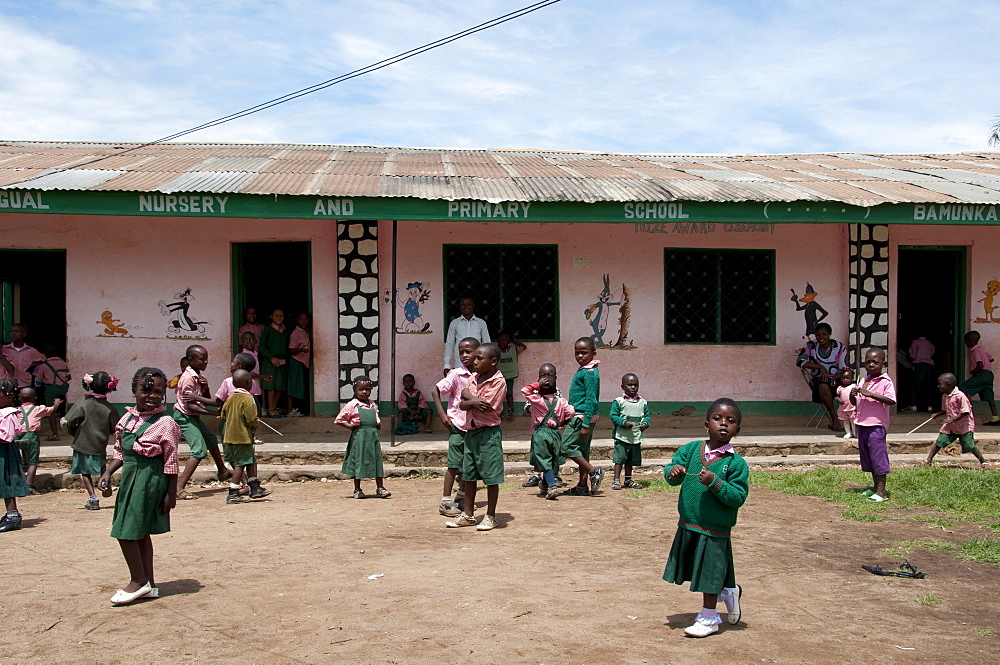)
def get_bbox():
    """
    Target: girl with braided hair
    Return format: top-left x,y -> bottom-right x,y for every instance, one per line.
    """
0,377 -> 29,532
